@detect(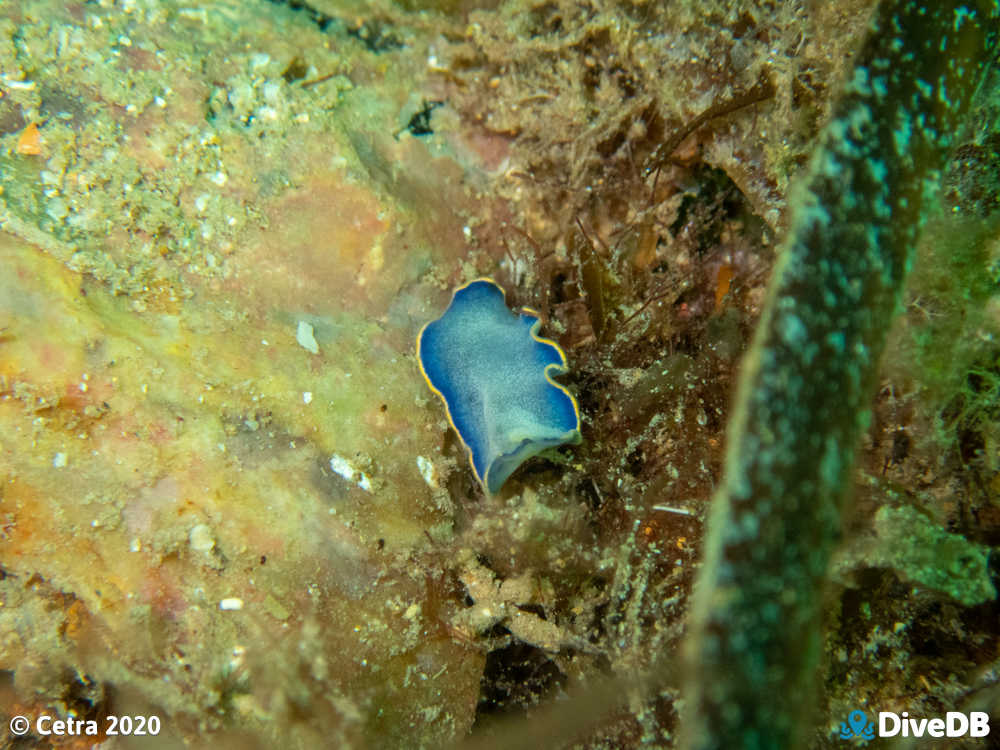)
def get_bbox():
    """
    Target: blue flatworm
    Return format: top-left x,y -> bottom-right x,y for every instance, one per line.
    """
418,279 -> 582,494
